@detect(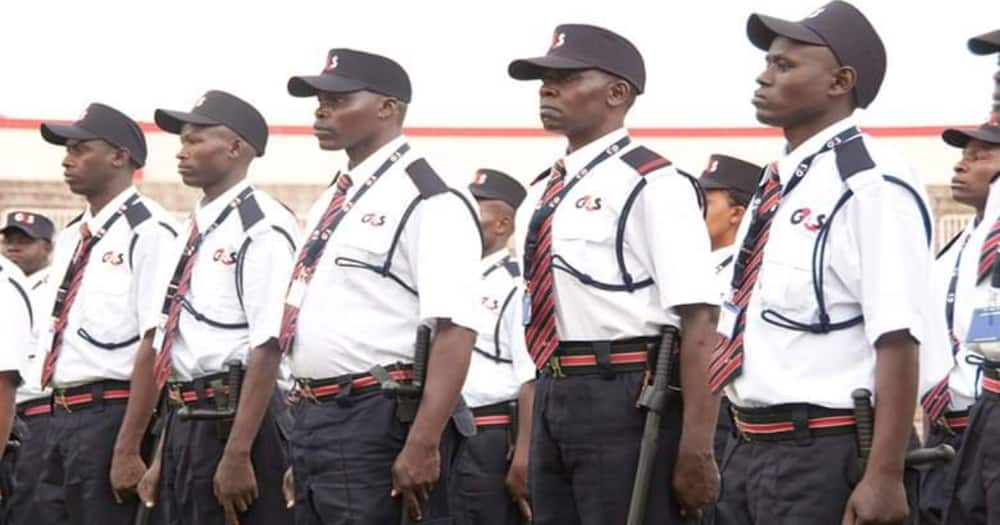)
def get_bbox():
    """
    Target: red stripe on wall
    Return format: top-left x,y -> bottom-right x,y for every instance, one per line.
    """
0,118 -> 970,139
